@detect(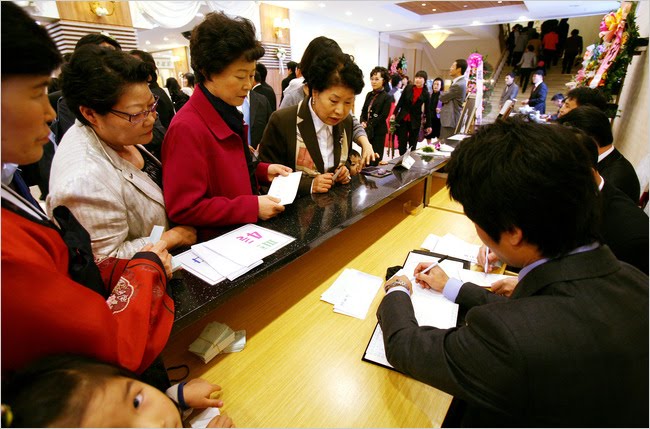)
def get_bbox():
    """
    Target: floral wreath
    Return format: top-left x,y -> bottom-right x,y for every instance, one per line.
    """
275,47 -> 286,61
